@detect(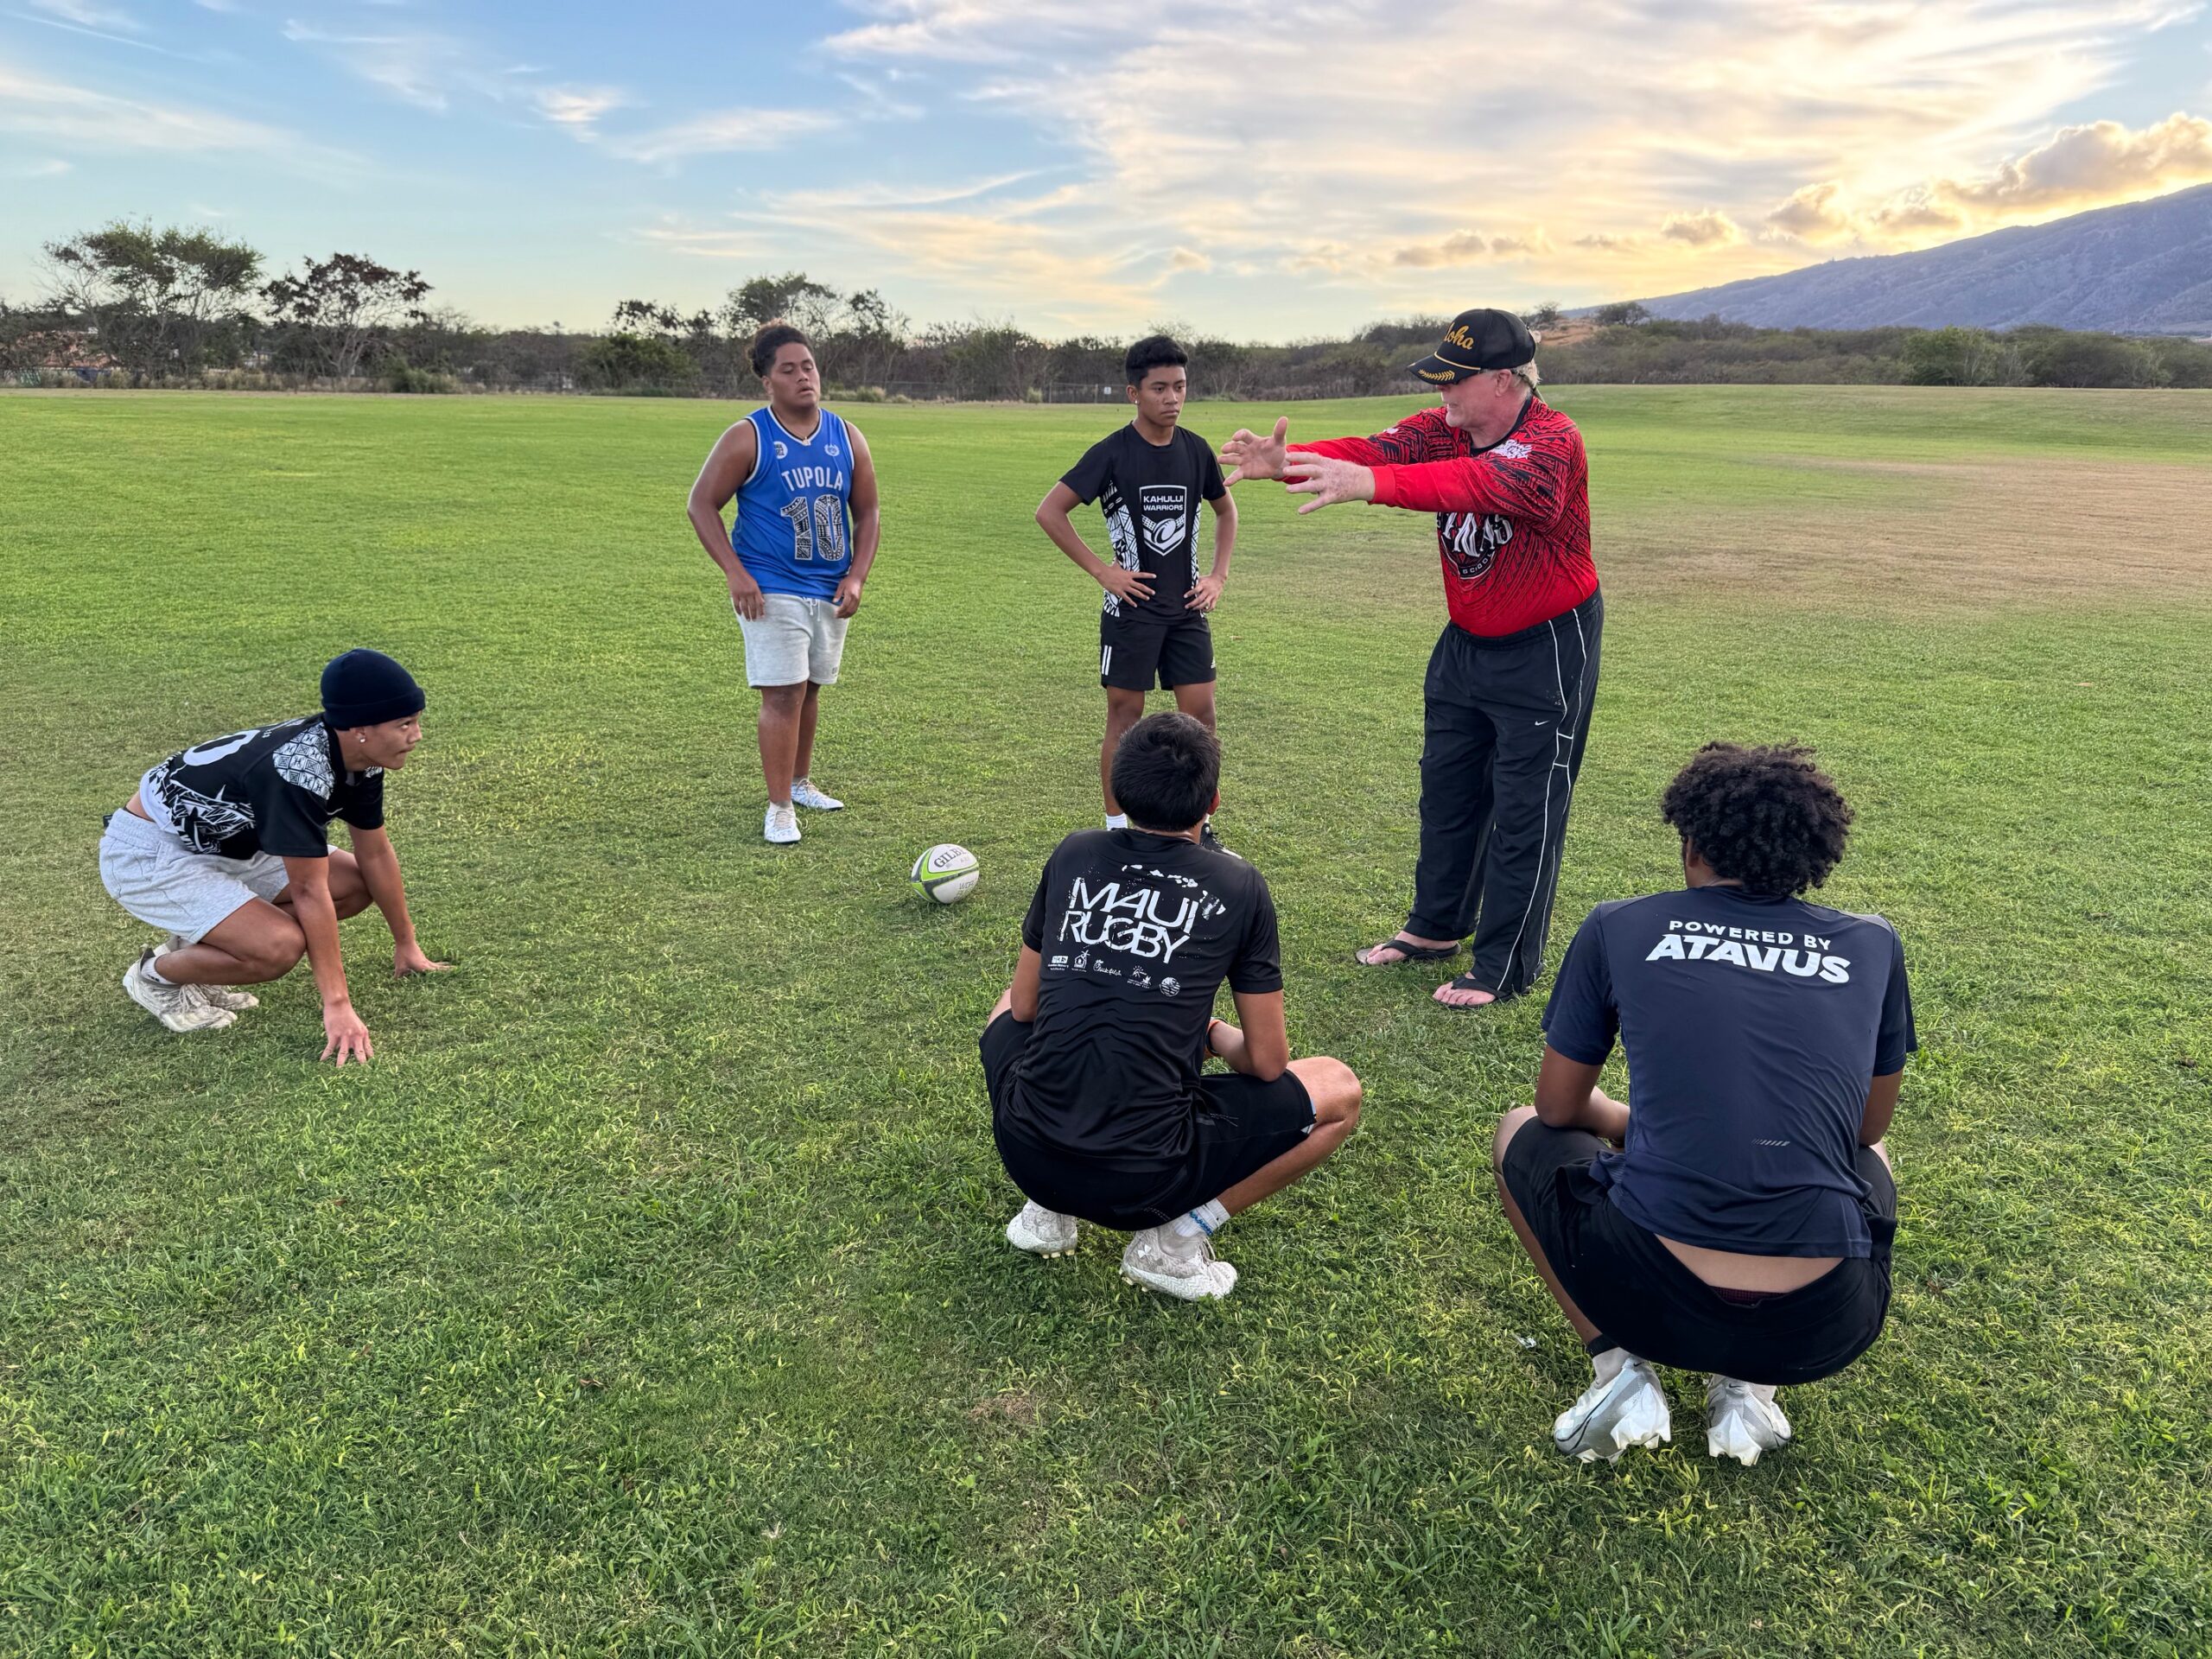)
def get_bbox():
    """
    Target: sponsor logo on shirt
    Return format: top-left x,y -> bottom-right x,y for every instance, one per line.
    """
1160,977 -> 1181,998
1644,920 -> 1851,982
